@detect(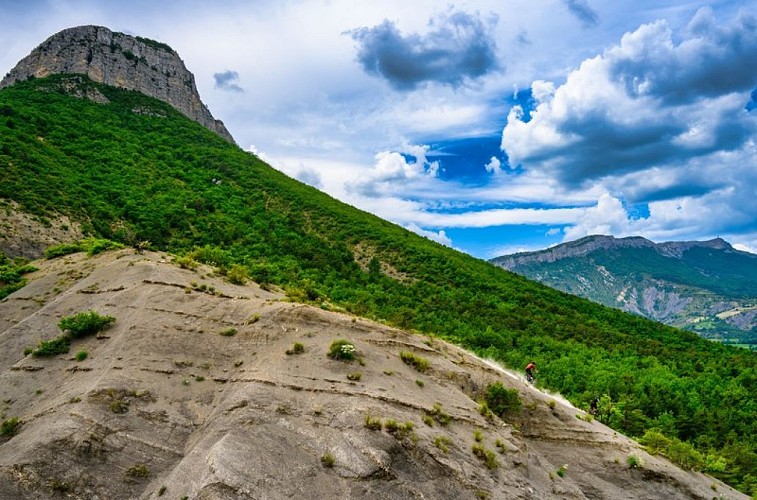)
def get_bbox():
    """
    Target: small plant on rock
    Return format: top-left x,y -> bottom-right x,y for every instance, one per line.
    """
434,435 -> 452,453
321,452 -> 335,468
472,444 -> 499,469
399,351 -> 429,372
627,455 -> 644,469
219,327 -> 237,337
125,463 -> 149,480
364,415 -> 383,430
1,417 -> 21,437
328,339 -> 356,361
347,372 -> 362,381
286,342 -> 305,355
75,350 -> 88,361
426,402 -> 451,426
